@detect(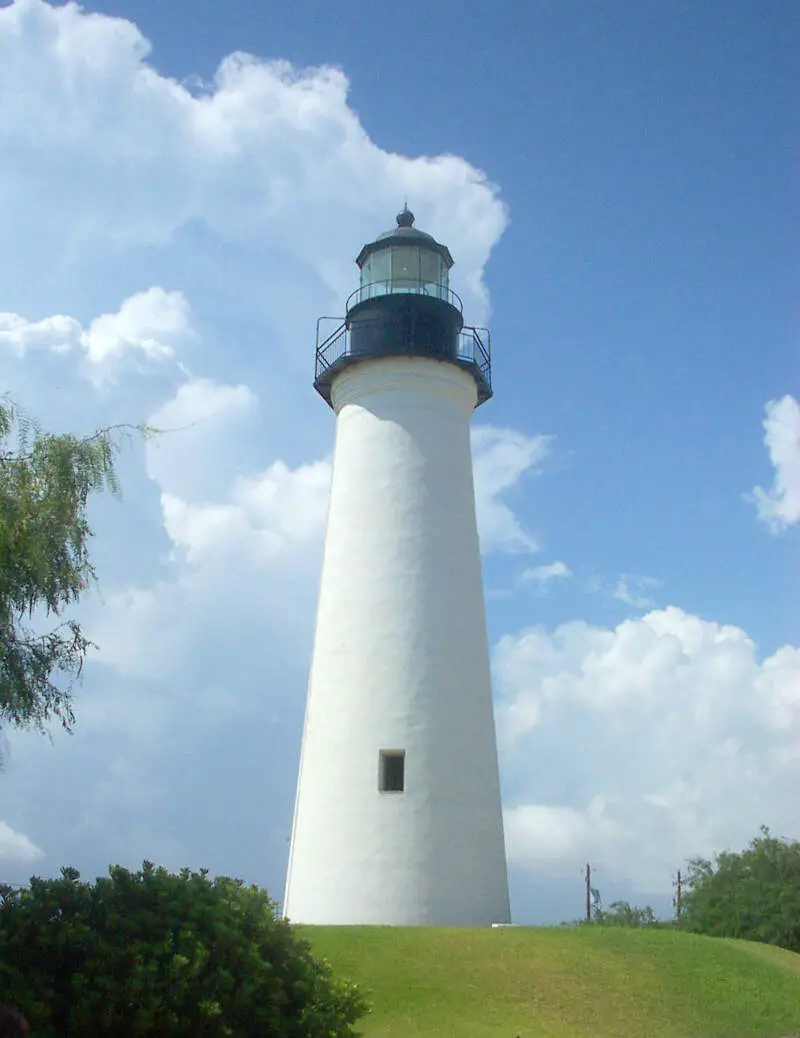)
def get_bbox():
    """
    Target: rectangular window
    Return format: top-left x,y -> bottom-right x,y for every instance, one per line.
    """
378,750 -> 405,793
